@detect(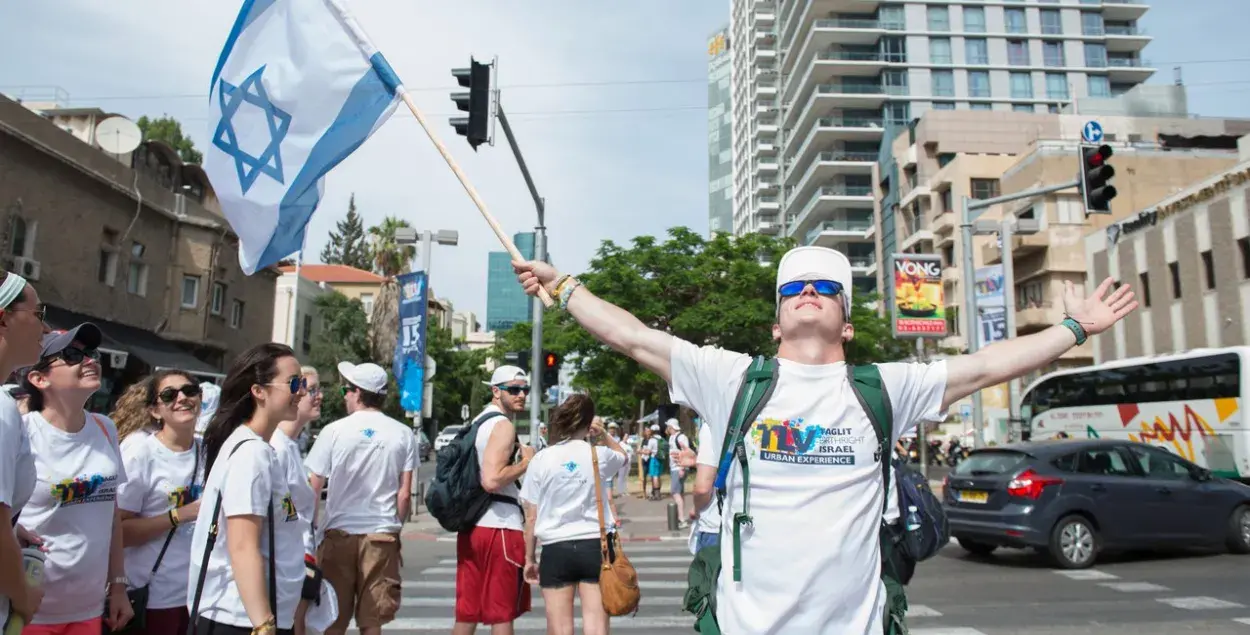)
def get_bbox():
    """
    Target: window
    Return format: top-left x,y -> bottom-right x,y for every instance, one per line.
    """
1127,446 -> 1192,480
932,101 -> 956,110
1167,261 -> 1181,299
879,5 -> 906,30
301,314 -> 313,354
1007,40 -> 1030,66
1081,12 -> 1104,35
1046,73 -> 1069,99
1088,75 -> 1111,98
211,282 -> 226,315
1040,9 -> 1062,34
1004,8 -> 1027,33
927,6 -> 950,31
881,36 -> 907,63
965,38 -> 989,64
98,228 -> 119,287
127,241 -> 148,296
1043,41 -> 1065,67
1084,43 -> 1108,67
1139,272 -> 1151,307
882,70 -> 909,94
361,293 -> 375,318
971,179 -> 1000,200
929,38 -> 952,64
230,300 -> 245,329
1010,72 -> 1033,98
1026,352 -> 1241,416
932,70 -> 955,97
1202,250 -> 1215,290
181,275 -> 200,309
9,218 -> 29,258
963,6 -> 986,33
971,102 -> 993,111
968,70 -> 991,97
1013,104 -> 1035,113
1075,449 -> 1134,477
1240,237 -> 1250,279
